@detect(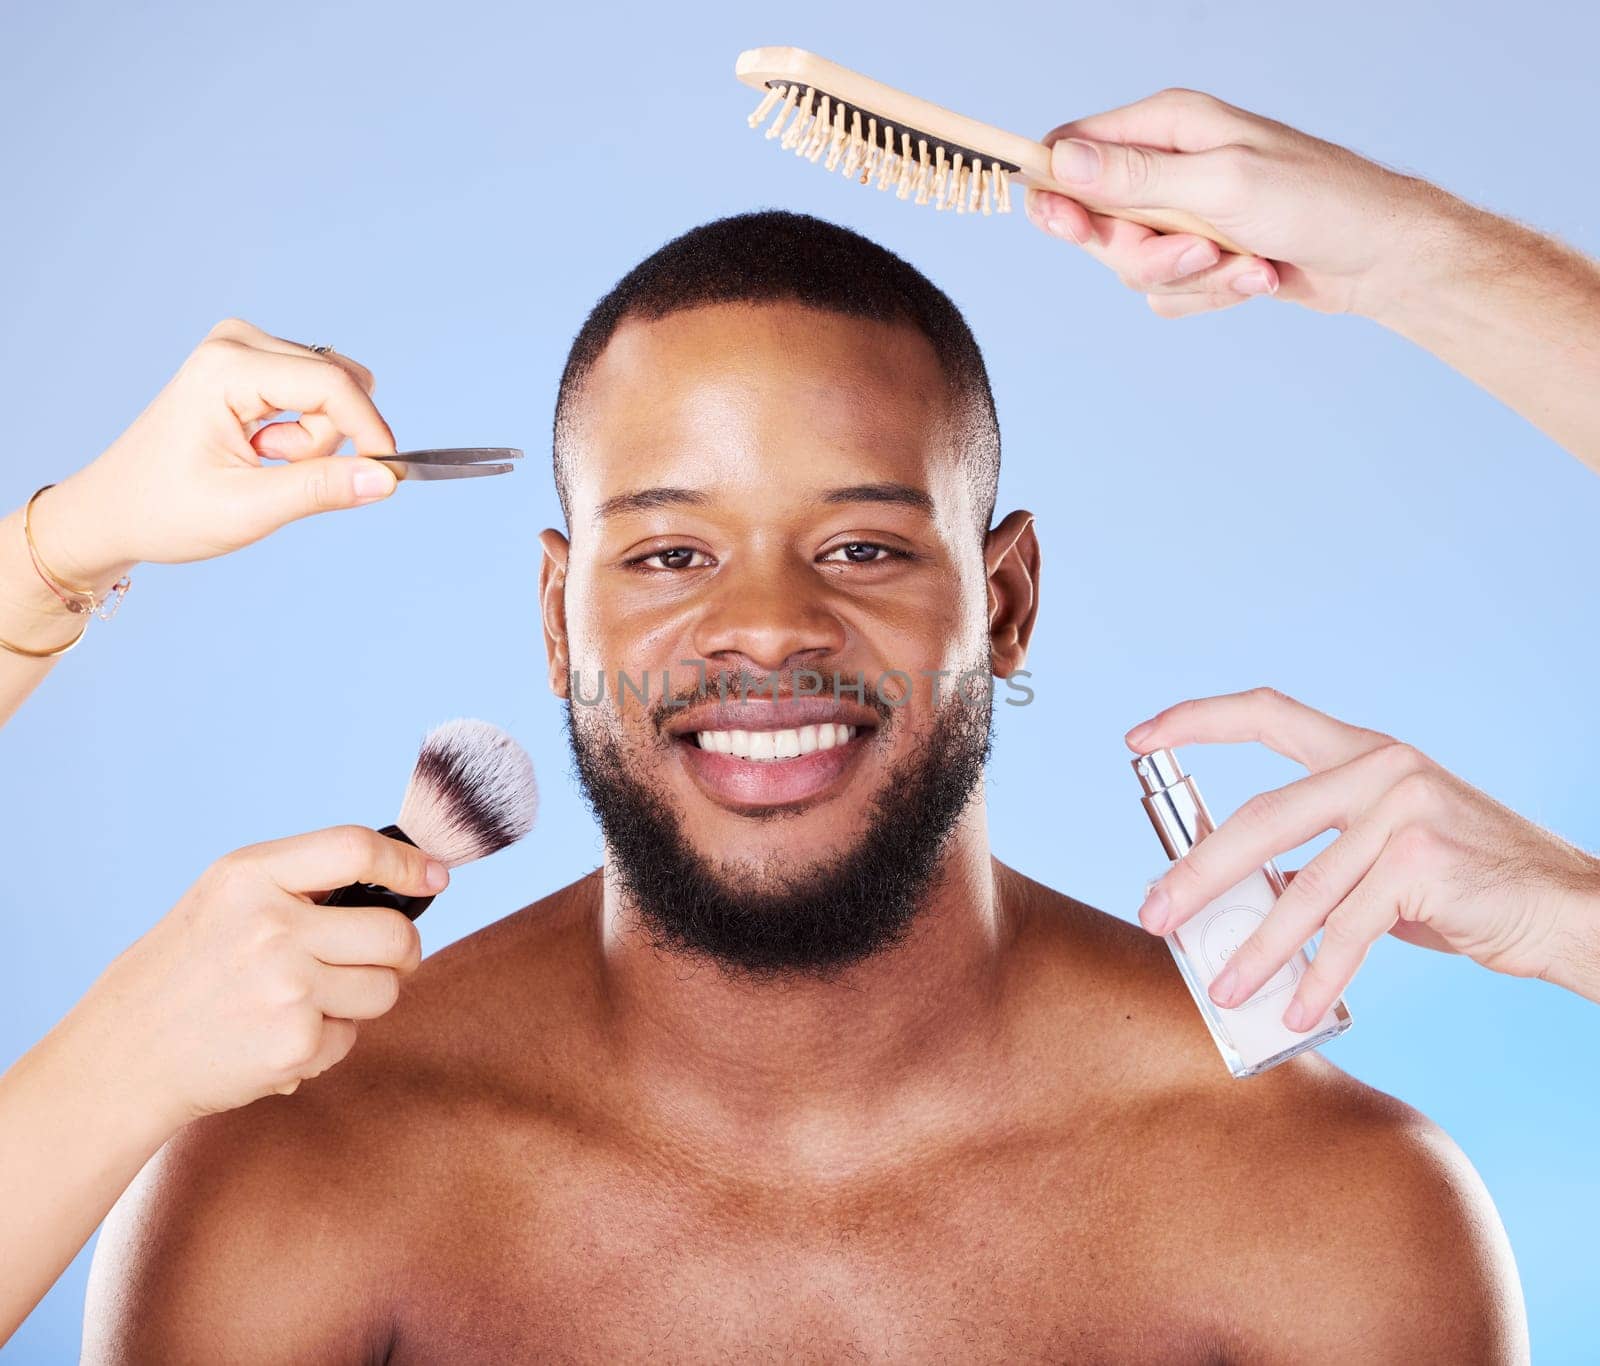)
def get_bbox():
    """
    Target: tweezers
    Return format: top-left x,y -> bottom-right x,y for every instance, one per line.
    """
373,447 -> 523,480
